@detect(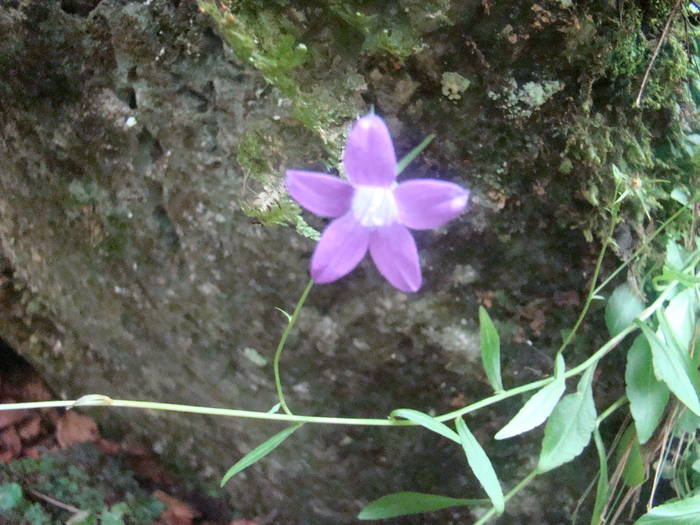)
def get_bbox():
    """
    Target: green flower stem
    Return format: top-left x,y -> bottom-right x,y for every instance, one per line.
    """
470,397 -> 627,524
592,205 -> 689,296
596,396 -> 627,425
557,200 -> 620,356
0,282 -> 675,427
435,280 -> 675,423
473,469 -> 538,525
274,278 -> 314,415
